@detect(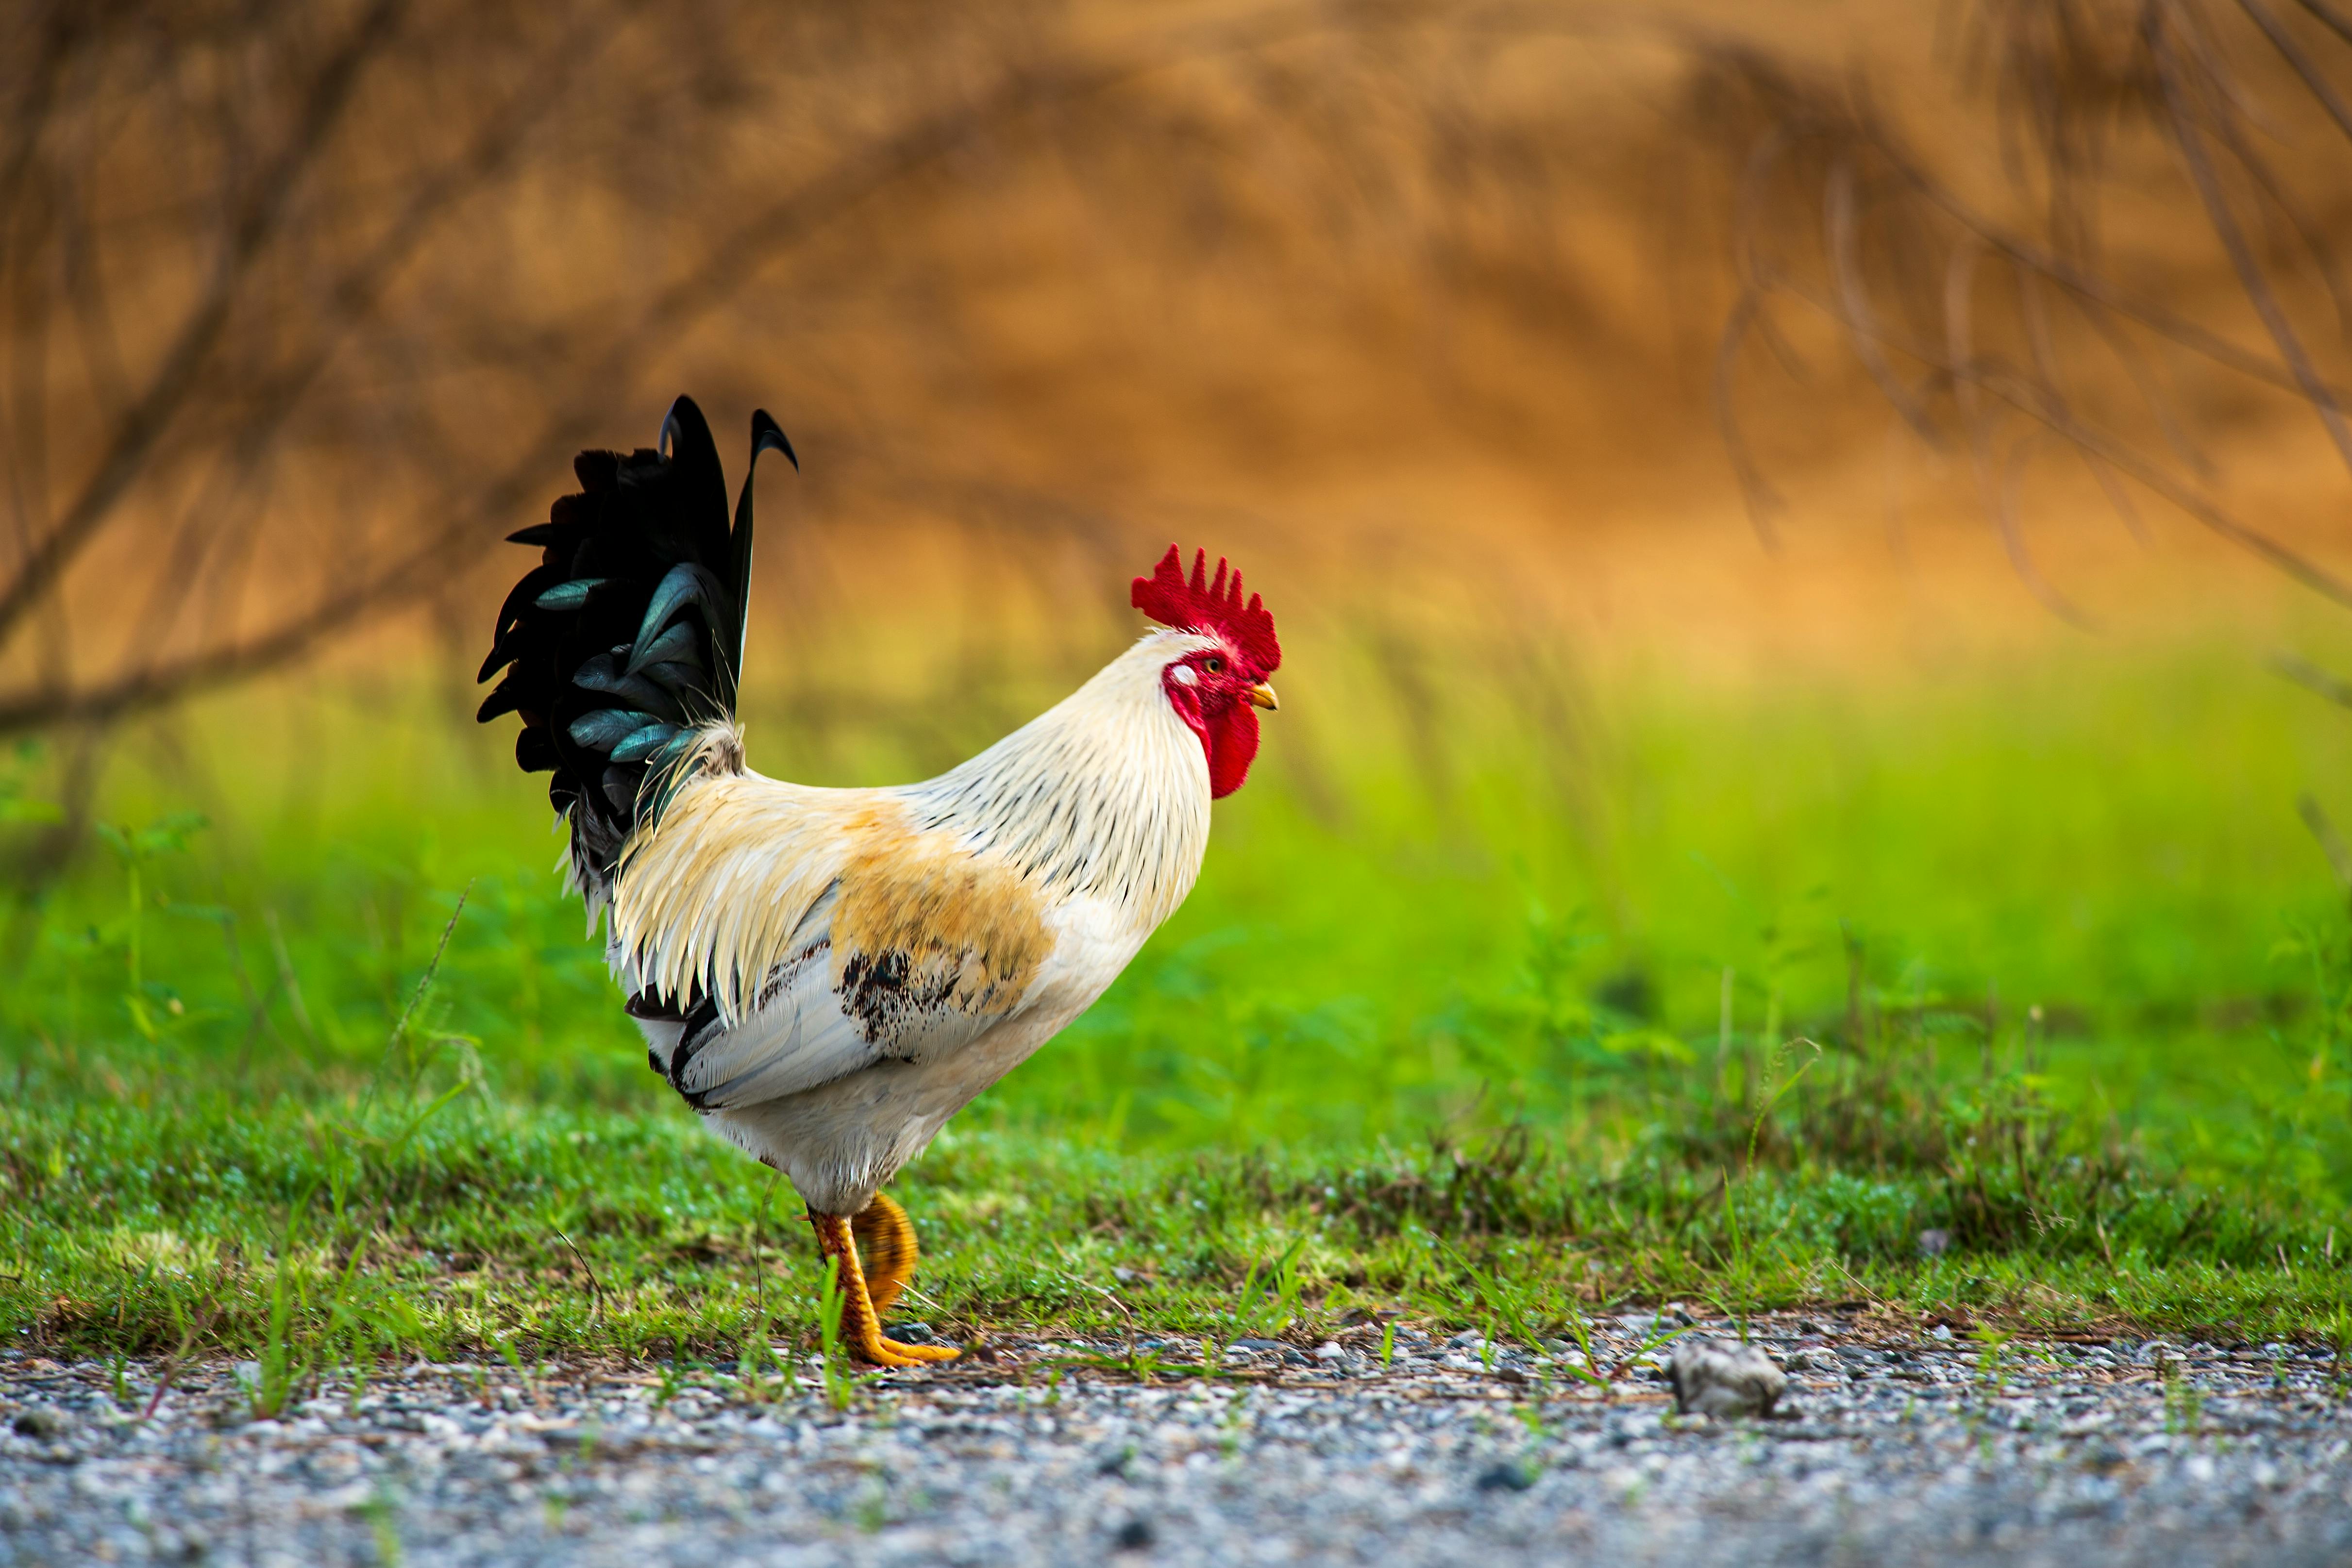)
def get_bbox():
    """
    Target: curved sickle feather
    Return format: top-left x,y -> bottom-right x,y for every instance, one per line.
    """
721,410 -> 797,710
657,396 -> 729,552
